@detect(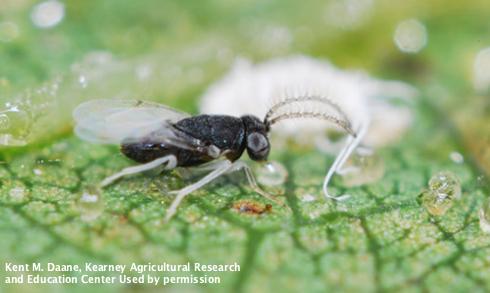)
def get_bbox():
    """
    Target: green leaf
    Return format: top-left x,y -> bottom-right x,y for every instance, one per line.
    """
1,1 -> 490,292
1,96 -> 489,292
